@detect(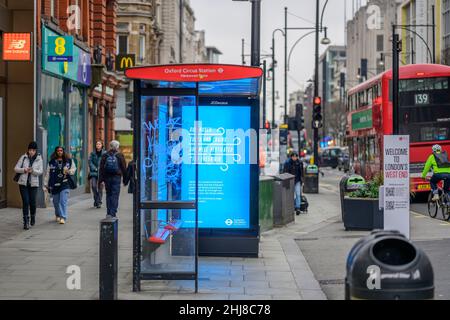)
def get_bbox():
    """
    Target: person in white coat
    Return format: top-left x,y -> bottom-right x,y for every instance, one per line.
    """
14,141 -> 44,230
